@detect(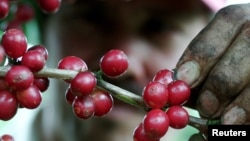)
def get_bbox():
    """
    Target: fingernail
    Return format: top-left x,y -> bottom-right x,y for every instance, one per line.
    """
176,61 -> 200,85
222,106 -> 246,124
197,90 -> 219,118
